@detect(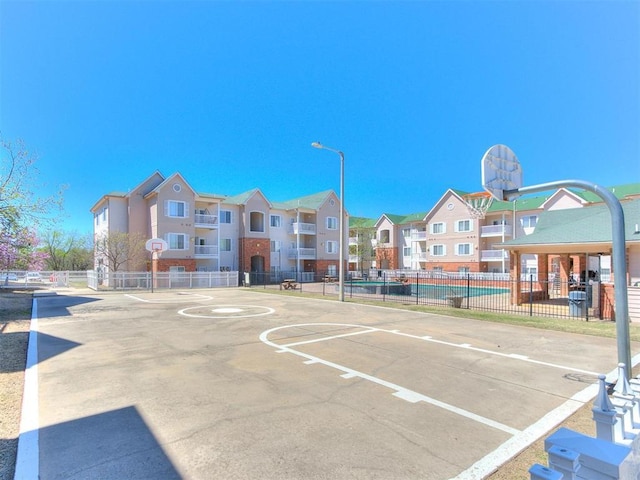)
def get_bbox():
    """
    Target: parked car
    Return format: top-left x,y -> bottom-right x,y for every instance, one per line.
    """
24,272 -> 42,282
1,273 -> 18,282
